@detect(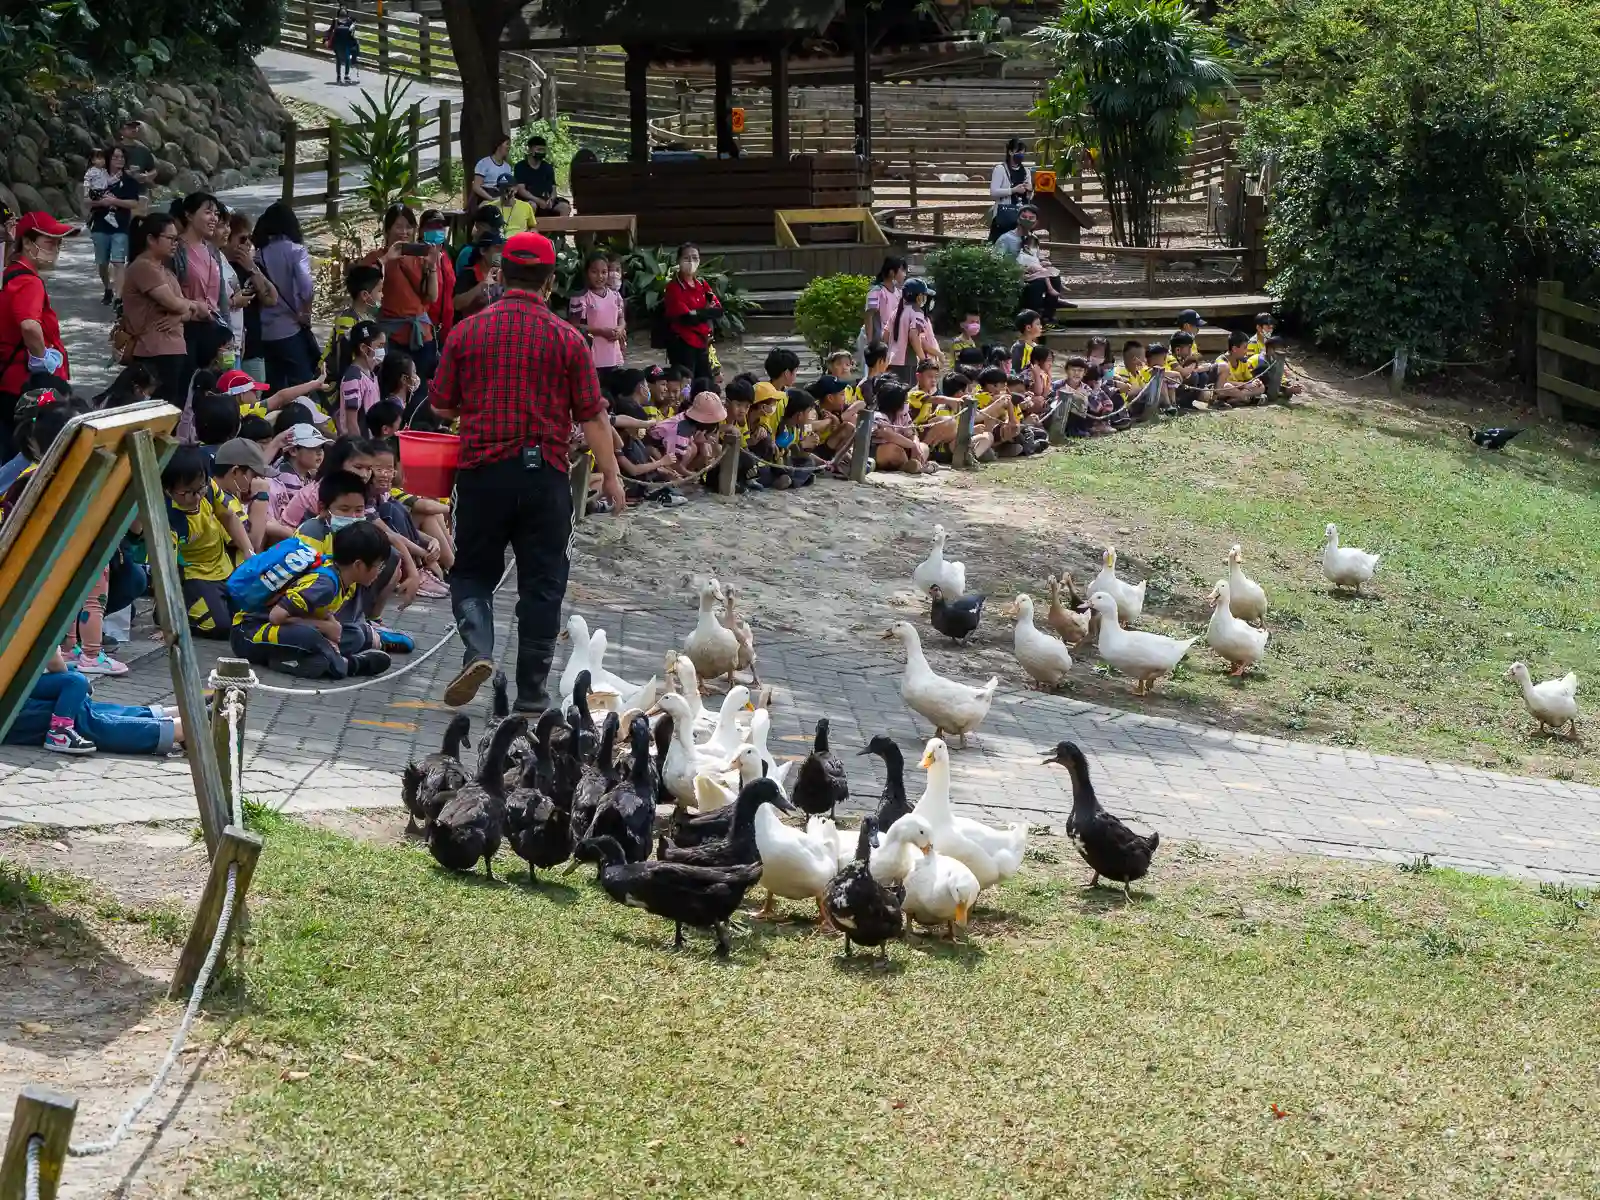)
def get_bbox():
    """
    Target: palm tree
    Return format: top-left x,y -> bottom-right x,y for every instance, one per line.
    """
1031,0 -> 1233,246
